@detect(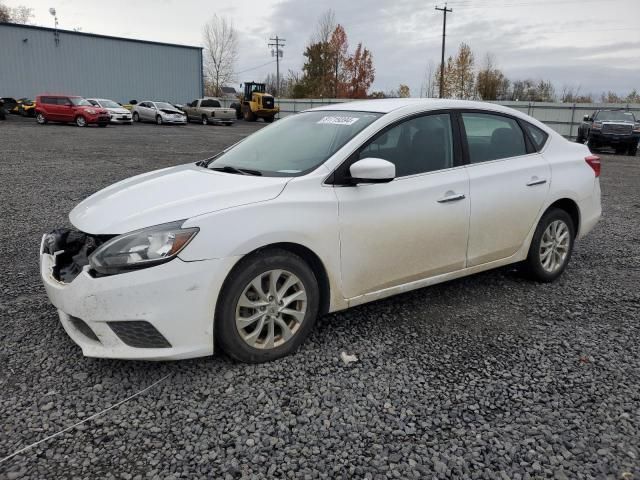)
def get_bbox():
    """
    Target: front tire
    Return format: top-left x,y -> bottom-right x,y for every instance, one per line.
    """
201,115 -> 208,125
75,115 -> 87,127
156,115 -> 163,125
133,112 -> 140,122
216,249 -> 320,363
264,116 -> 275,123
628,143 -> 638,156
523,208 -> 575,282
